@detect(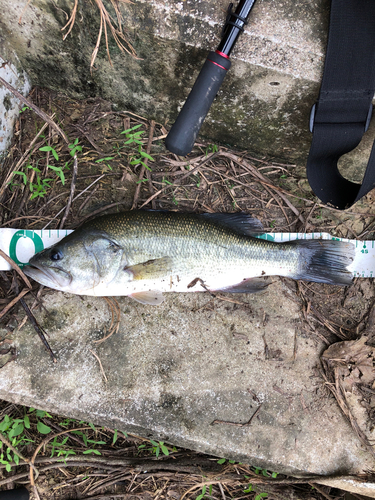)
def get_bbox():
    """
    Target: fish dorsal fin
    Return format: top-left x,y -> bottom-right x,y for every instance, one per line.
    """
124,257 -> 172,280
130,290 -> 164,305
218,278 -> 269,294
199,212 -> 264,236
